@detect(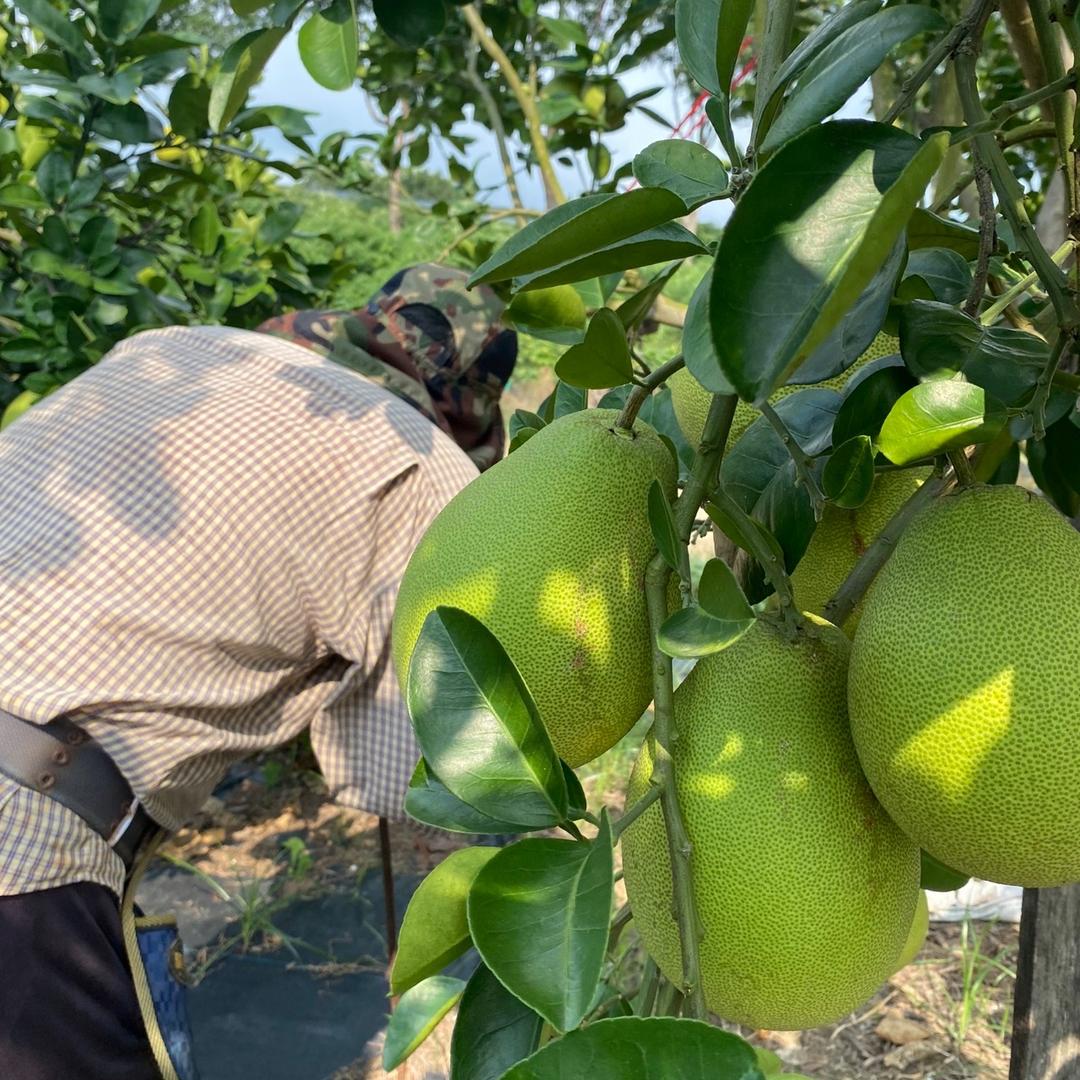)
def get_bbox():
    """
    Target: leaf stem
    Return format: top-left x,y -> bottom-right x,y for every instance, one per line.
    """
759,401 -> 825,517
948,448 -> 978,485
615,354 -> 685,431
612,781 -> 663,840
1030,332 -> 1072,438
949,71 -> 1078,144
980,240 -> 1076,324
823,471 -> 950,628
